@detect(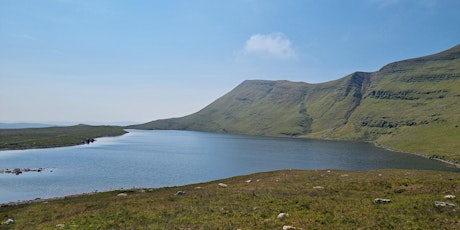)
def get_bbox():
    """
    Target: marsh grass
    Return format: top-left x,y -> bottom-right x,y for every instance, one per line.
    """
1,169 -> 459,229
